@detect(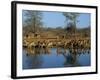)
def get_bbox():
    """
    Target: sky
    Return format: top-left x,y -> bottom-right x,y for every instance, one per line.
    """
23,10 -> 90,28
42,11 -> 90,28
